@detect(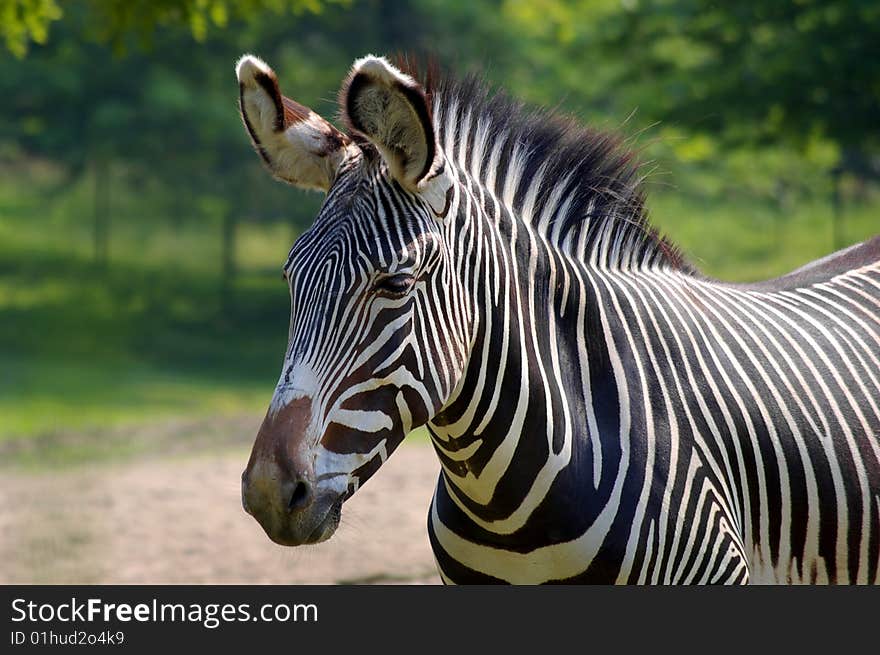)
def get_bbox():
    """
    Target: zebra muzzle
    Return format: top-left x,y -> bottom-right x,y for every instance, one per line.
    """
241,397 -> 342,546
